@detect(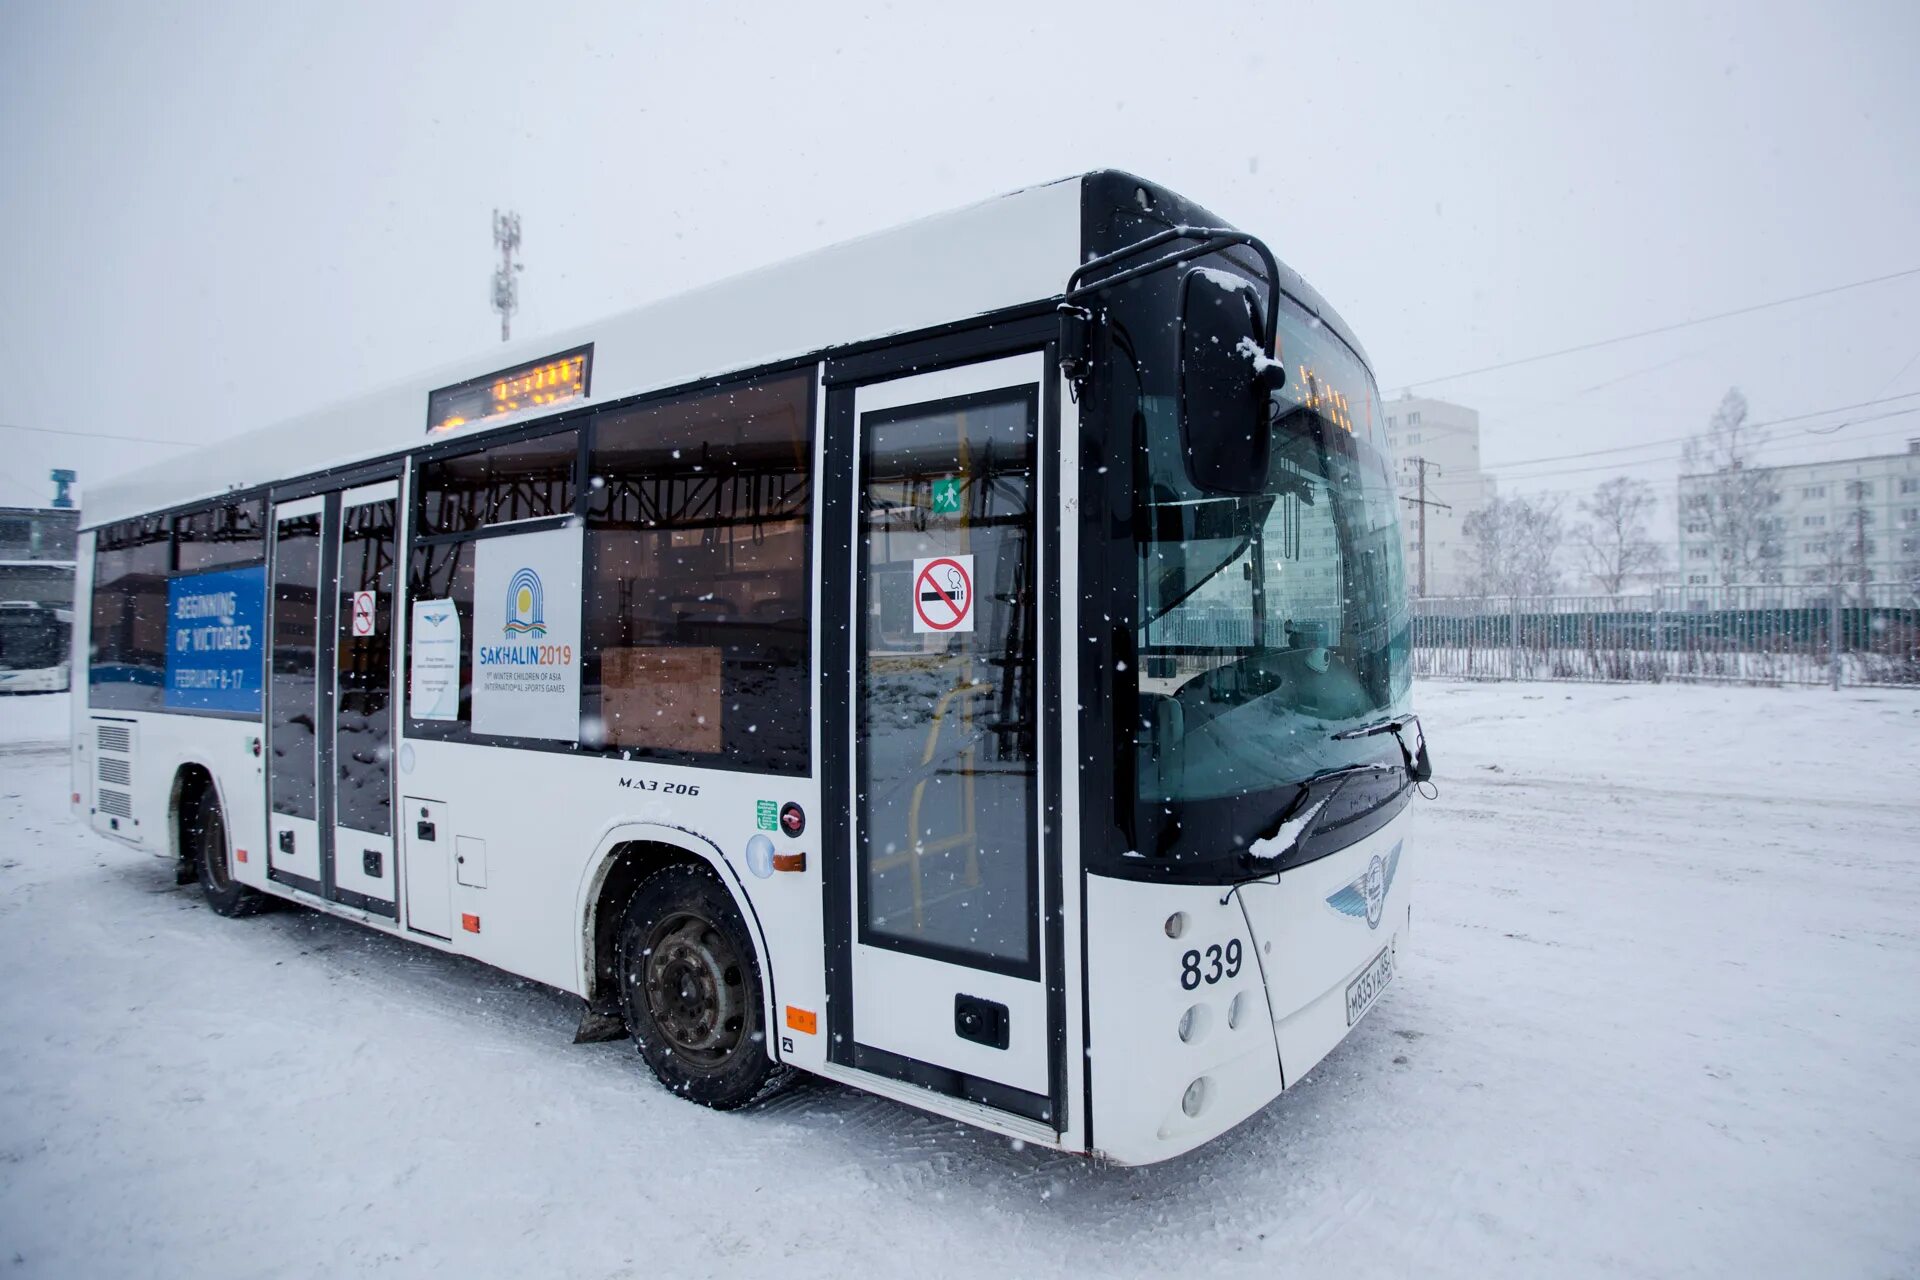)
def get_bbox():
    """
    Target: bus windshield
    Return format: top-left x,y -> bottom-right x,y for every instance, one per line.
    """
1134,303 -> 1410,805
0,608 -> 64,670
